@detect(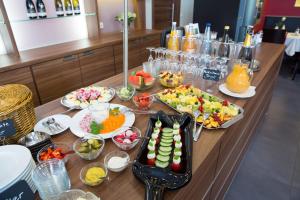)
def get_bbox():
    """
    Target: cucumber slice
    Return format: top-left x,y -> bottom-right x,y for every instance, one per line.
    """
158,150 -> 171,156
159,146 -> 172,152
160,142 -> 172,147
162,132 -> 173,137
157,154 -> 170,162
161,138 -> 173,143
155,160 -> 169,168
162,128 -> 173,133
161,136 -> 173,140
